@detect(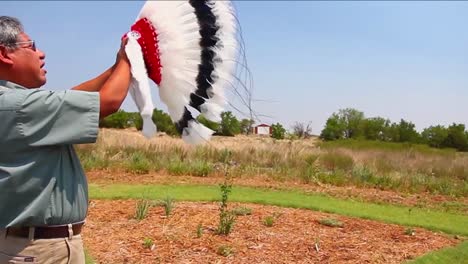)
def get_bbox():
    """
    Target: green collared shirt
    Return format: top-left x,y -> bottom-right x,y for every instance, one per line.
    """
0,80 -> 100,227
